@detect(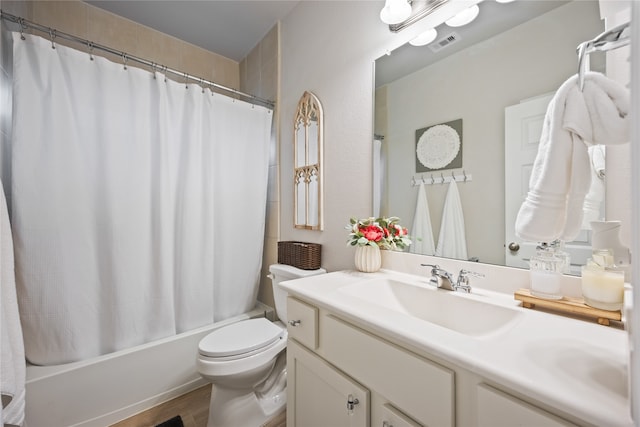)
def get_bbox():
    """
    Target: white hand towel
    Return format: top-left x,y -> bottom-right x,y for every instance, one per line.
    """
0,183 -> 26,427
435,181 -> 468,260
515,72 -> 630,242
410,183 -> 435,255
581,145 -> 606,229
